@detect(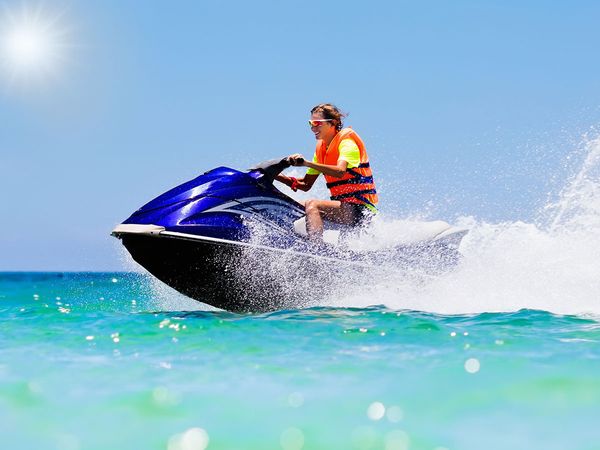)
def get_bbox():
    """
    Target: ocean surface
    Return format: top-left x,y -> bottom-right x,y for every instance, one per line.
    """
2,139 -> 600,450
1,272 -> 599,450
